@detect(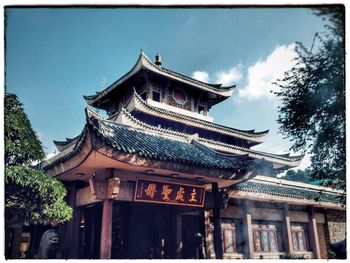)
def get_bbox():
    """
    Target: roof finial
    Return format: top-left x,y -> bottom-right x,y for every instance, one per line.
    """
155,52 -> 162,66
